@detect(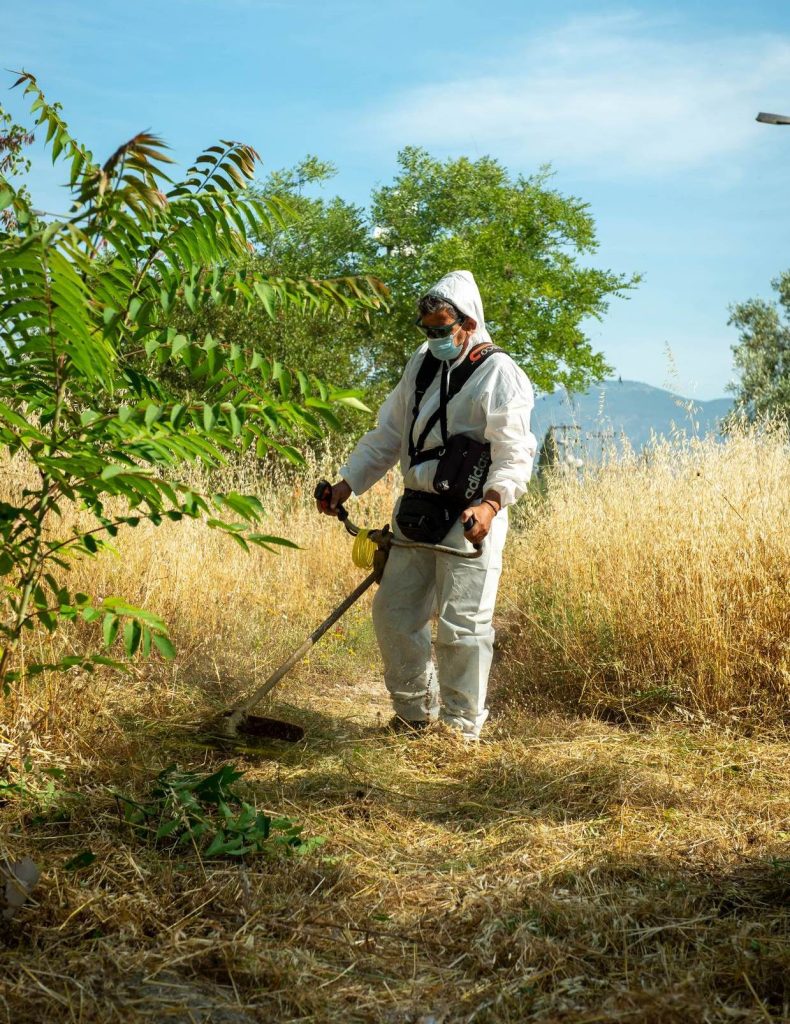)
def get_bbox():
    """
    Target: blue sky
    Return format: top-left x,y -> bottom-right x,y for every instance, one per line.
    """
4,0 -> 790,399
